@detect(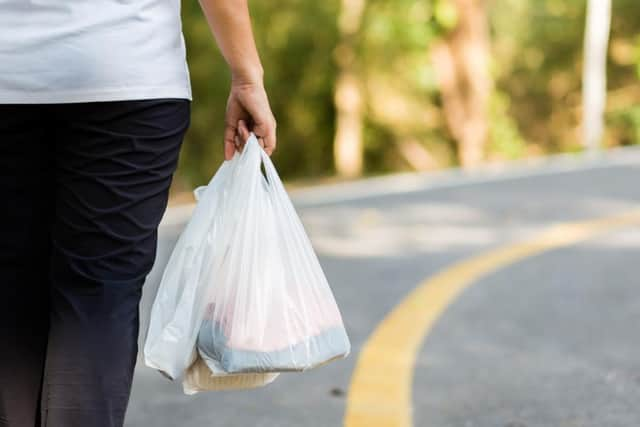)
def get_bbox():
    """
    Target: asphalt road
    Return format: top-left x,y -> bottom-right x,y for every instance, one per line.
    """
125,149 -> 640,427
